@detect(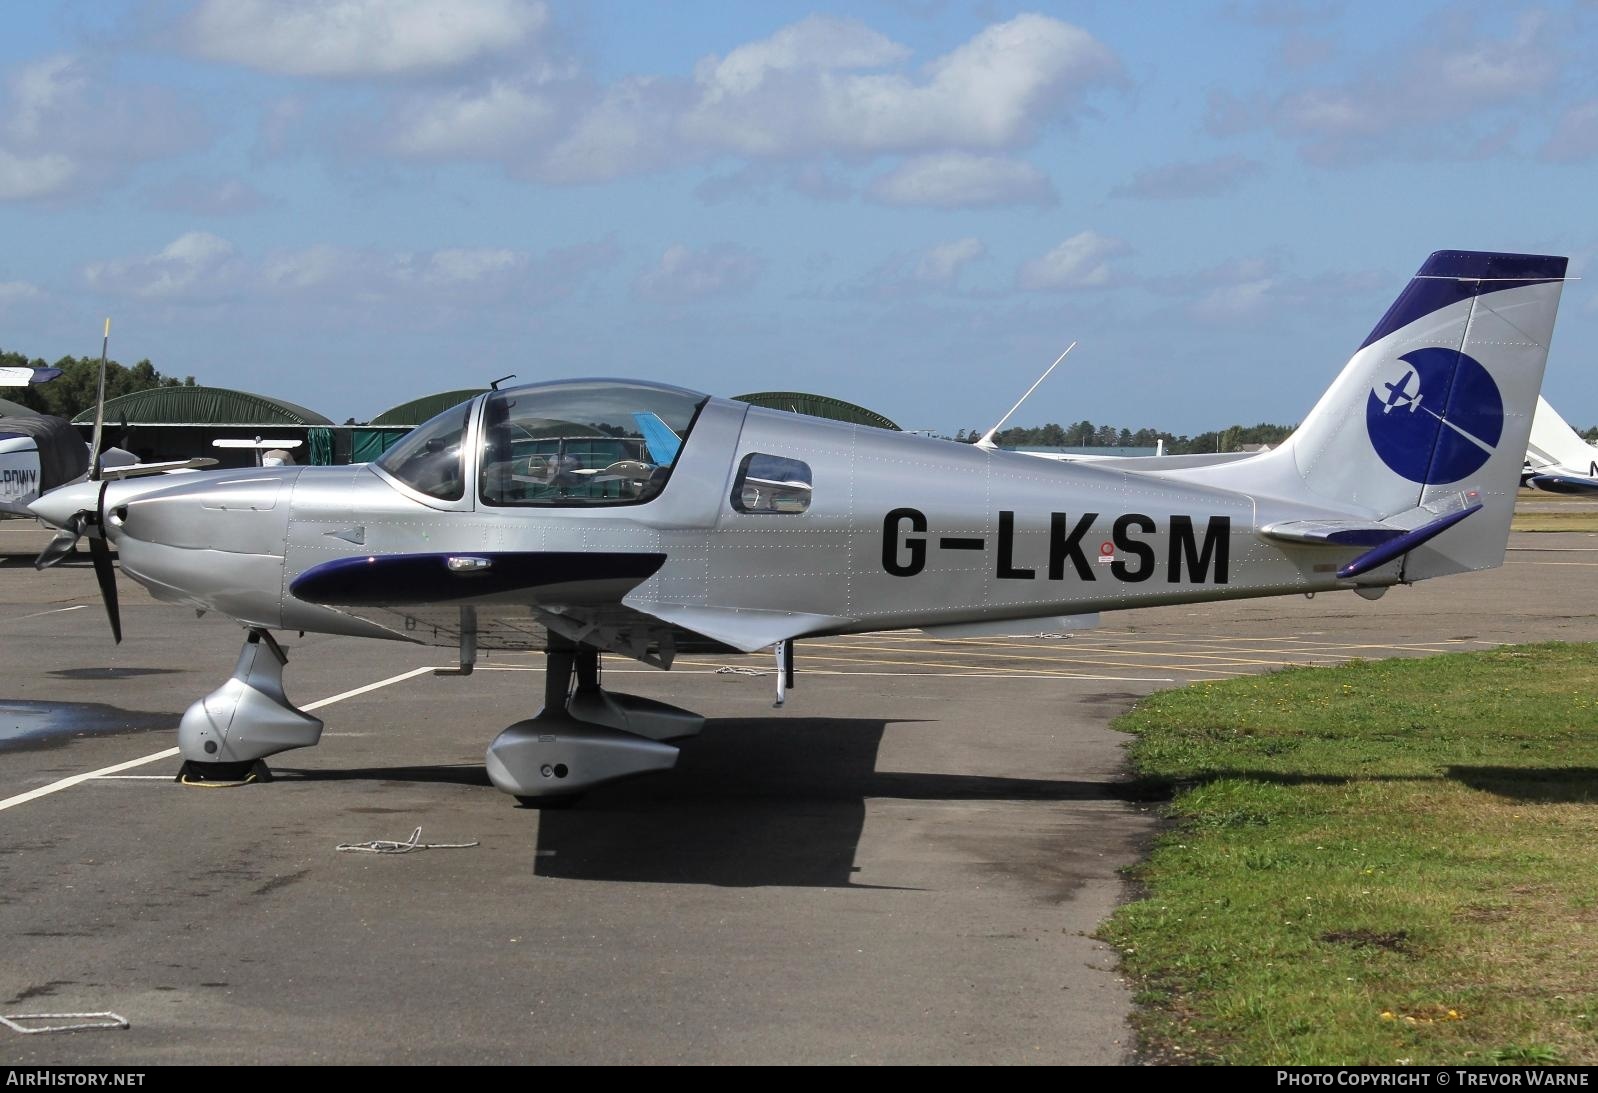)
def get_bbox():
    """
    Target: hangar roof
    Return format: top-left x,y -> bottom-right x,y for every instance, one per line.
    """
368,389 -> 487,427
731,391 -> 900,431
70,386 -> 333,427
